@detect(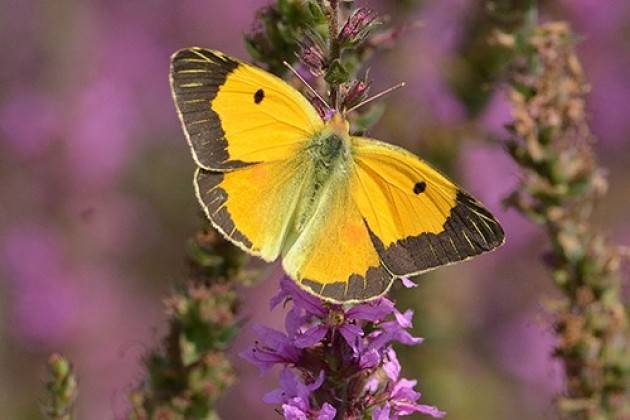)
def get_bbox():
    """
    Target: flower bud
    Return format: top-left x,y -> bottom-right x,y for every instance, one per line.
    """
341,78 -> 371,110
338,7 -> 379,46
299,38 -> 326,76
